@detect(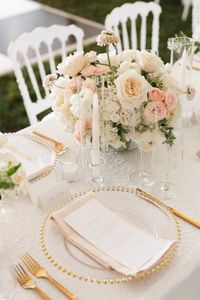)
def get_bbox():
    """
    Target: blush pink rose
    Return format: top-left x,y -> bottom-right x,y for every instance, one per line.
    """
144,101 -> 167,124
94,65 -> 110,75
68,77 -> 81,92
148,88 -> 165,102
81,65 -> 109,77
164,90 -> 178,112
82,78 -> 96,93
74,117 -> 92,143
